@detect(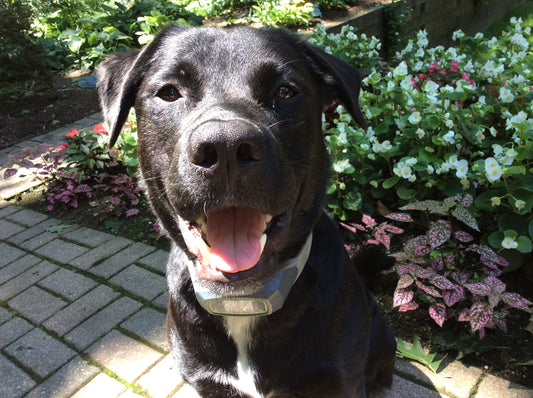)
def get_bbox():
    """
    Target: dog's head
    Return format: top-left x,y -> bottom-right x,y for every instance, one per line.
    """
98,25 -> 366,294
